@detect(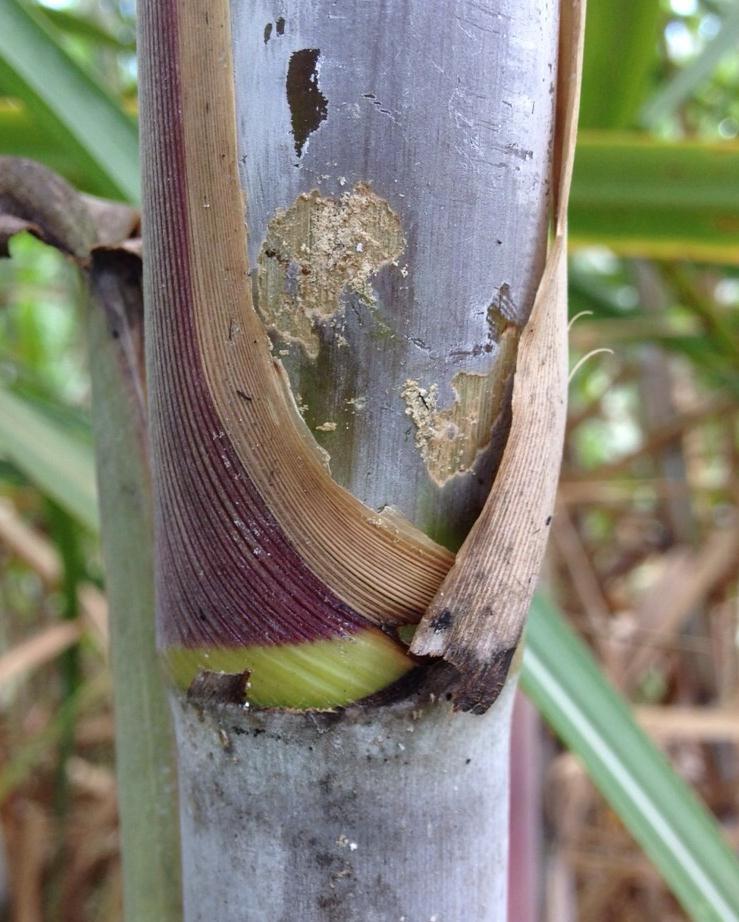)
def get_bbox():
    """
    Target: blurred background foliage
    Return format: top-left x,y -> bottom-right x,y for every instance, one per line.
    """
0,0 -> 737,920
